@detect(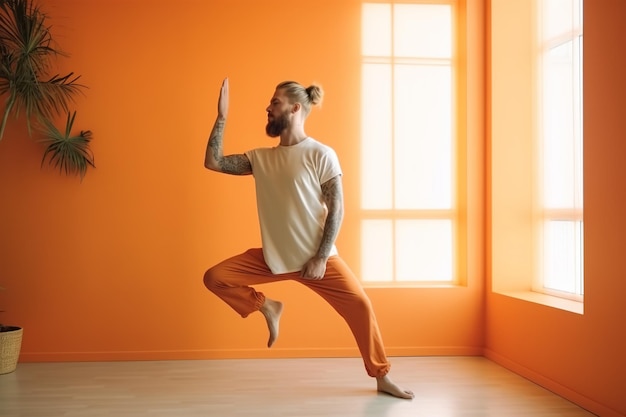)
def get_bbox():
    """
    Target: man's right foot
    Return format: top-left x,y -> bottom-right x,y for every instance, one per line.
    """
376,375 -> 415,399
260,298 -> 283,348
